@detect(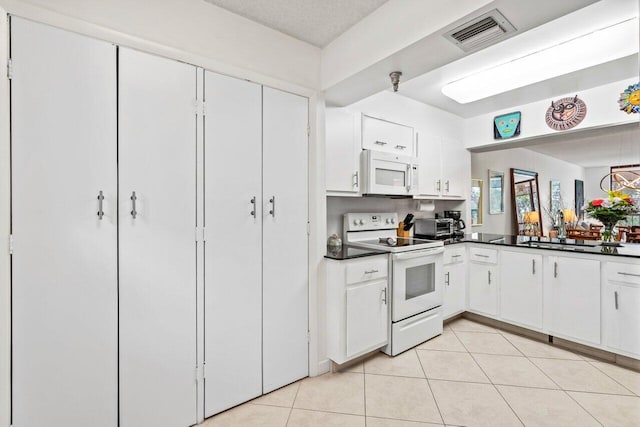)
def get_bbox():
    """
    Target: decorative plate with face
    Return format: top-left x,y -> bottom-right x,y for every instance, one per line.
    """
493,111 -> 521,139
545,95 -> 587,131
618,82 -> 640,114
